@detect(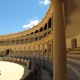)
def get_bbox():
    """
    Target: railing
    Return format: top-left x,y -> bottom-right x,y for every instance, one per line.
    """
24,66 -> 42,80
